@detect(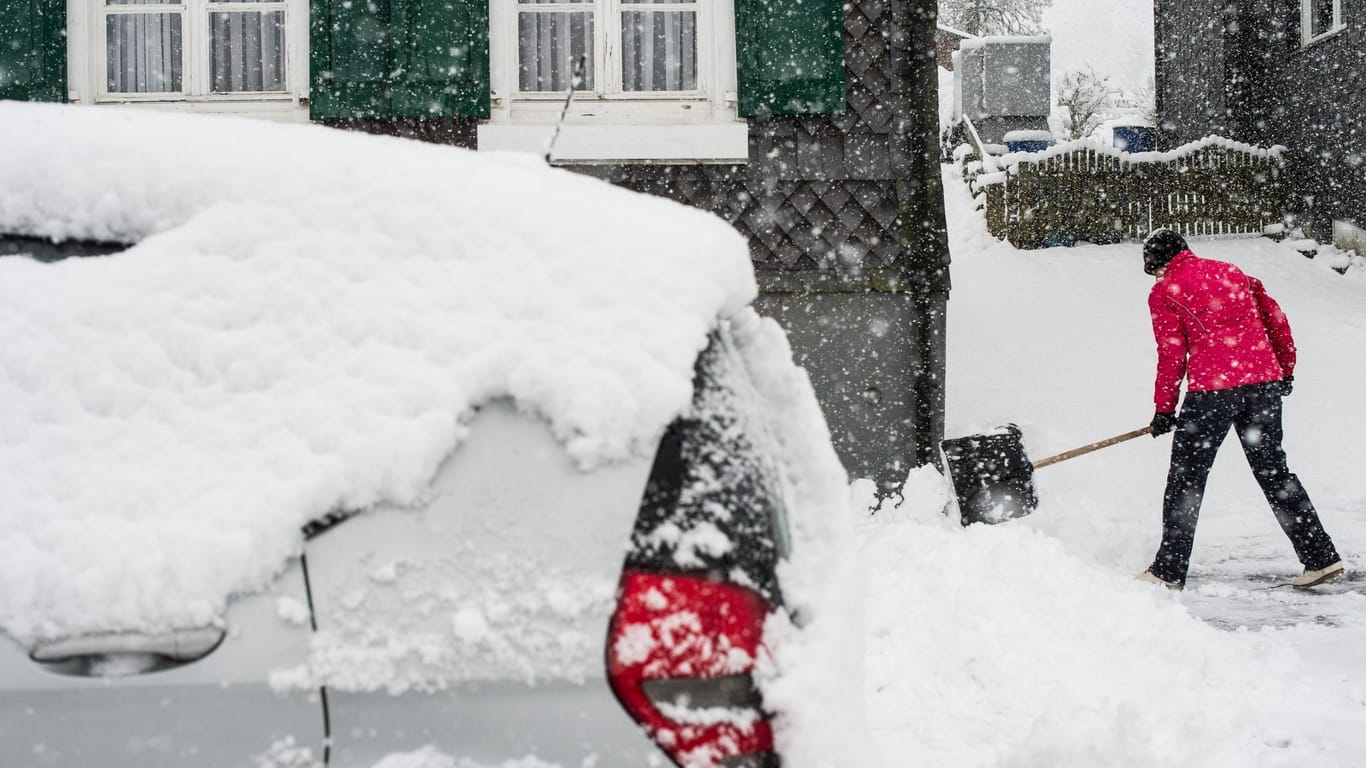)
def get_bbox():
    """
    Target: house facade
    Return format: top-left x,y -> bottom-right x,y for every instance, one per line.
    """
0,0 -> 949,490
1154,0 -> 1366,250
